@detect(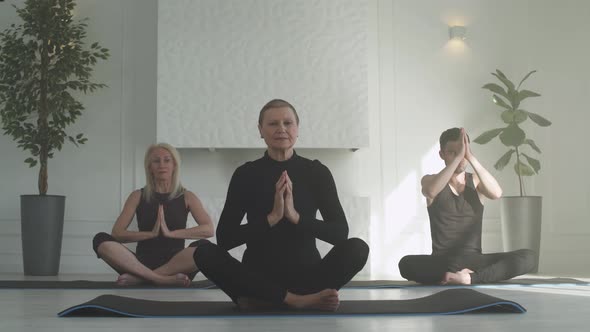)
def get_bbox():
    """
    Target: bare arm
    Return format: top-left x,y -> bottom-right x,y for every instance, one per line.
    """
422,153 -> 464,202
423,130 -> 467,201
161,191 -> 215,239
465,138 -> 502,199
111,190 -> 159,243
